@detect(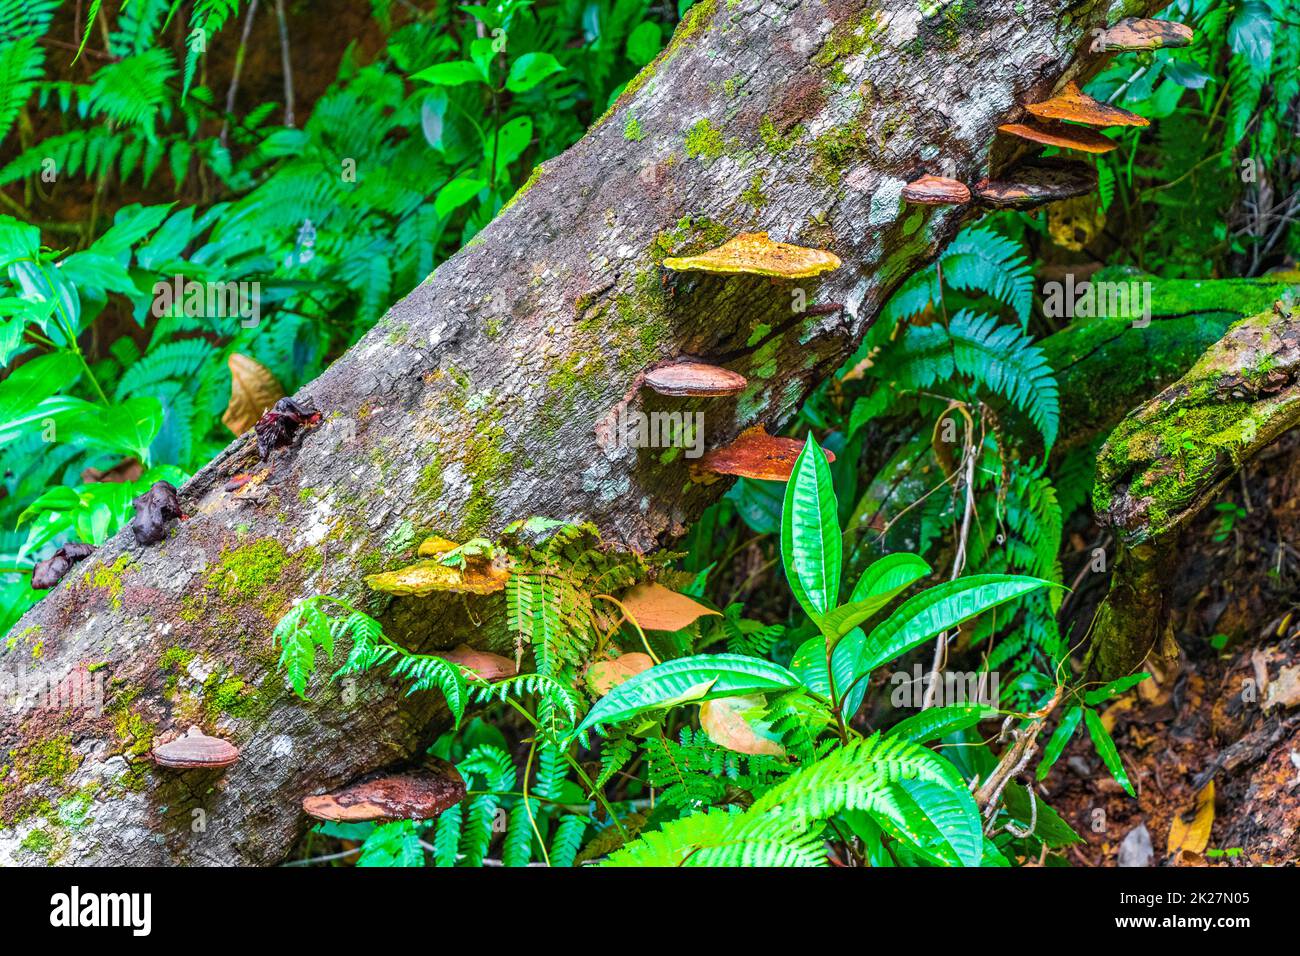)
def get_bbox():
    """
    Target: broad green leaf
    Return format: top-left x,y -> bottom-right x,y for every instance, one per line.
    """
1002,781 -> 1083,847
1036,705 -> 1083,780
573,653 -> 801,738
62,395 -> 164,463
887,705 -> 986,744
626,21 -> 661,66
434,176 -> 487,218
872,778 -> 983,867
856,574 -> 1054,677
1084,671 -> 1150,706
505,52 -> 563,92
781,435 -> 841,622
411,60 -> 485,87
821,553 -> 932,641
1084,707 -> 1134,796
493,116 -> 533,171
